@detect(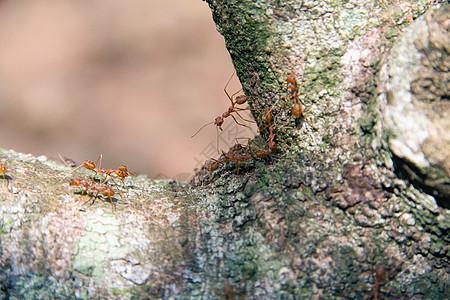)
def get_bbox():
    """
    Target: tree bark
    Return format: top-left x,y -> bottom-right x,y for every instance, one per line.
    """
0,1 -> 449,299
